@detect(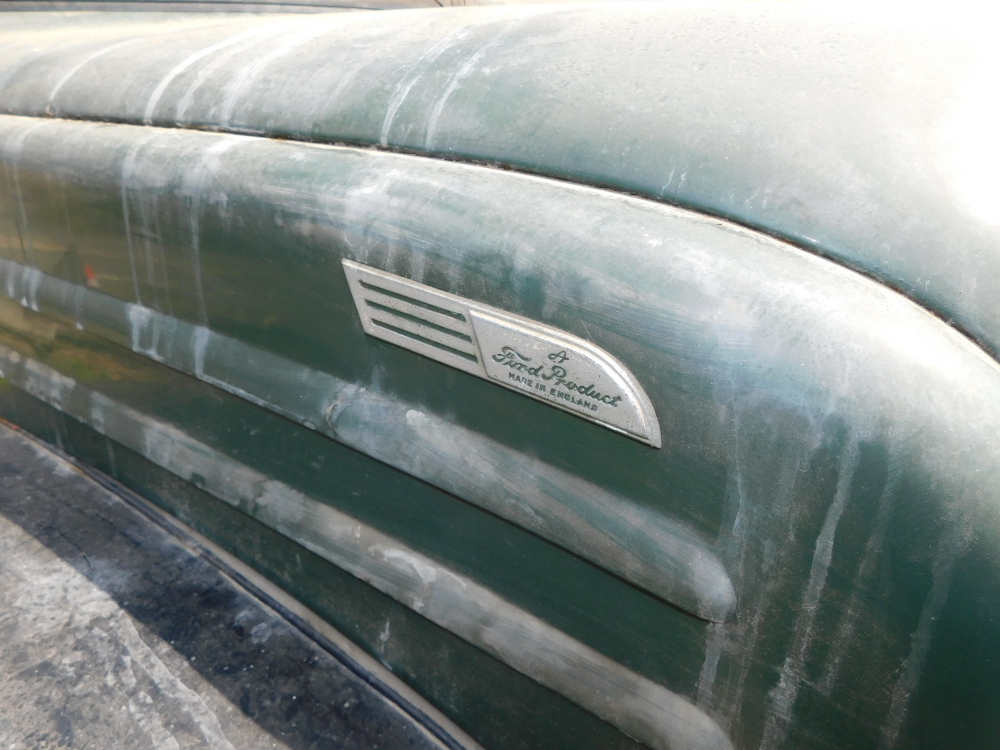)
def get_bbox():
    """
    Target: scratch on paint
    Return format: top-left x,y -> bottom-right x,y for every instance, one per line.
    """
380,26 -> 474,148
820,465 -> 900,694
143,25 -> 291,125
47,38 -> 140,112
879,516 -> 969,749
424,21 -> 520,150
759,439 -> 859,750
